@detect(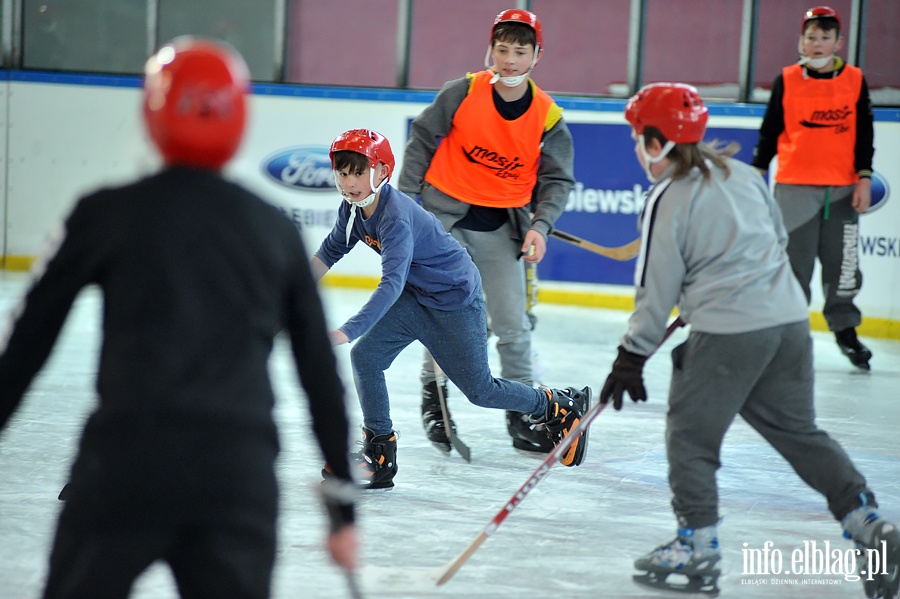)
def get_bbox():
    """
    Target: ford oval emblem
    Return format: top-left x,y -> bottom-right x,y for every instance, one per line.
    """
865,170 -> 890,214
262,146 -> 334,191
